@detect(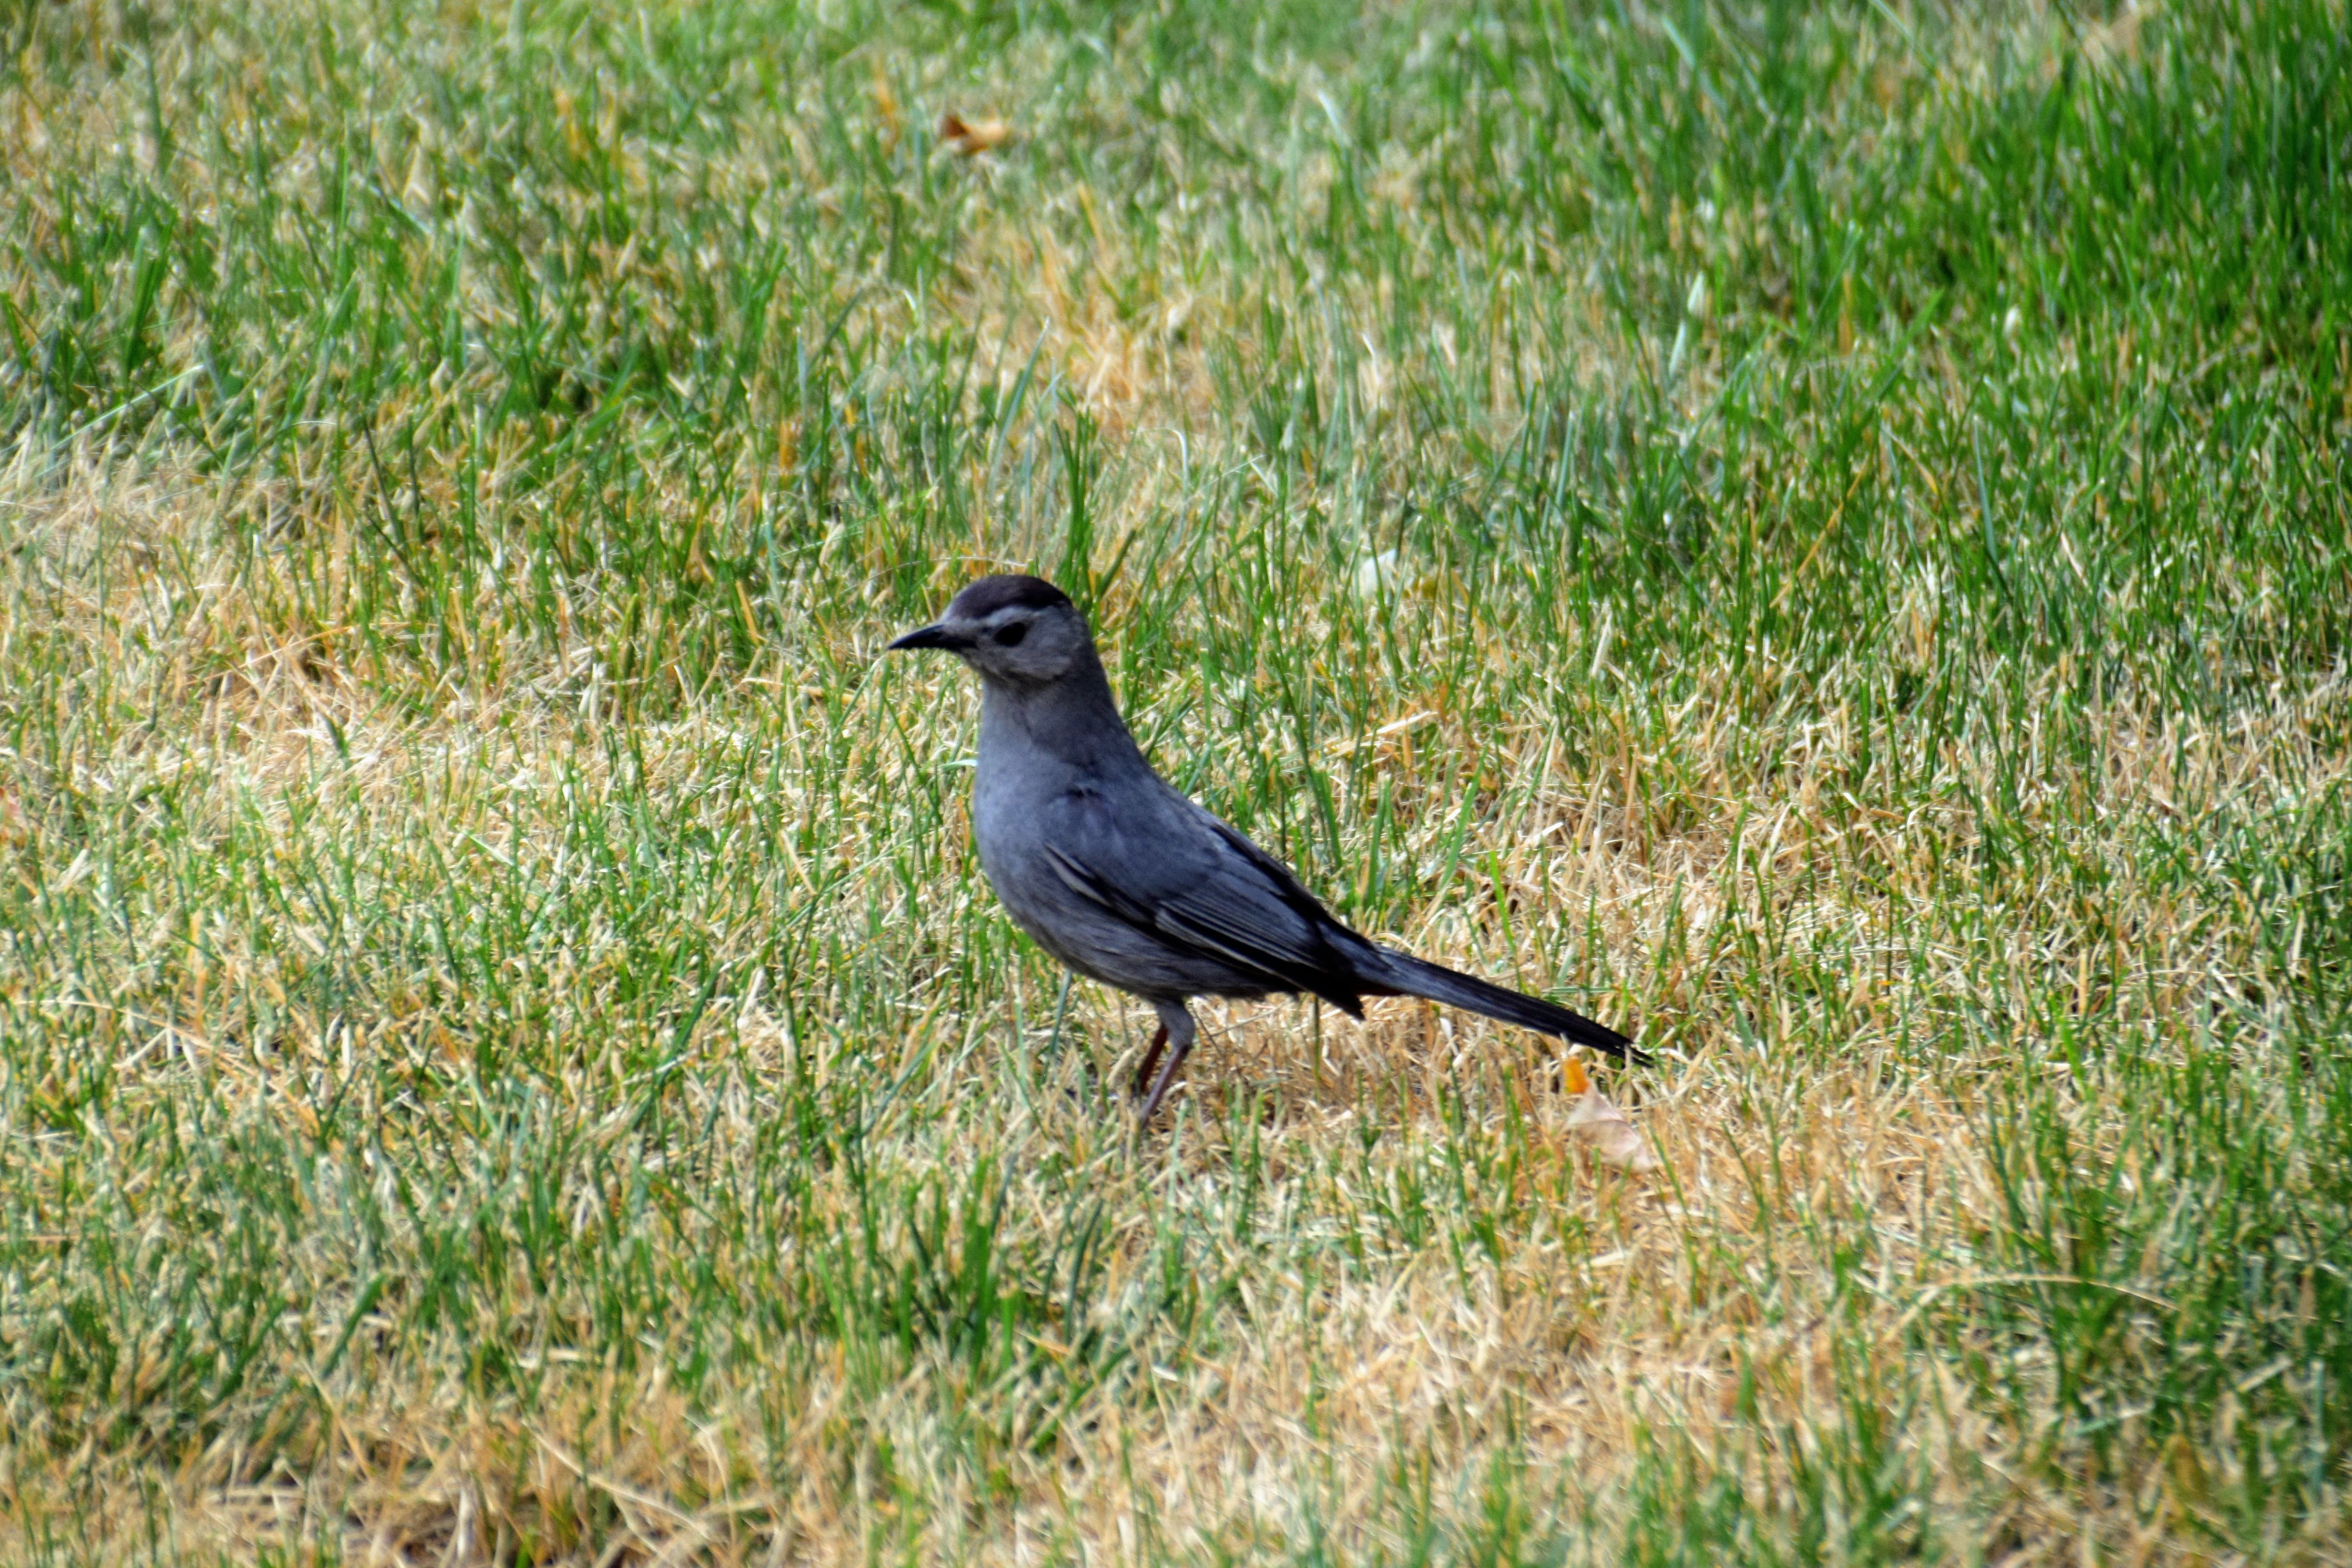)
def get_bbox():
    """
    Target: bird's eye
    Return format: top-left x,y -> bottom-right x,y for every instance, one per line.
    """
992,621 -> 1029,647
